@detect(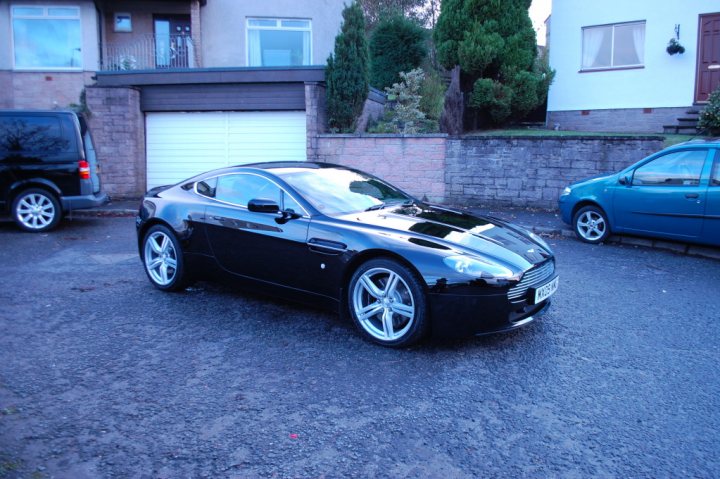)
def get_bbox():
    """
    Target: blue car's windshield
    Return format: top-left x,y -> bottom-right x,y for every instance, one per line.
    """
275,167 -> 410,216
